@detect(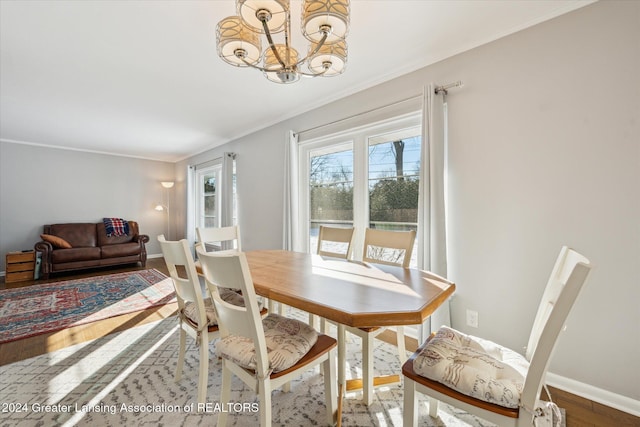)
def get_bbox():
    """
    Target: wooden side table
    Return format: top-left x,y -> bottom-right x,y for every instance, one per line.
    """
5,251 -> 36,283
